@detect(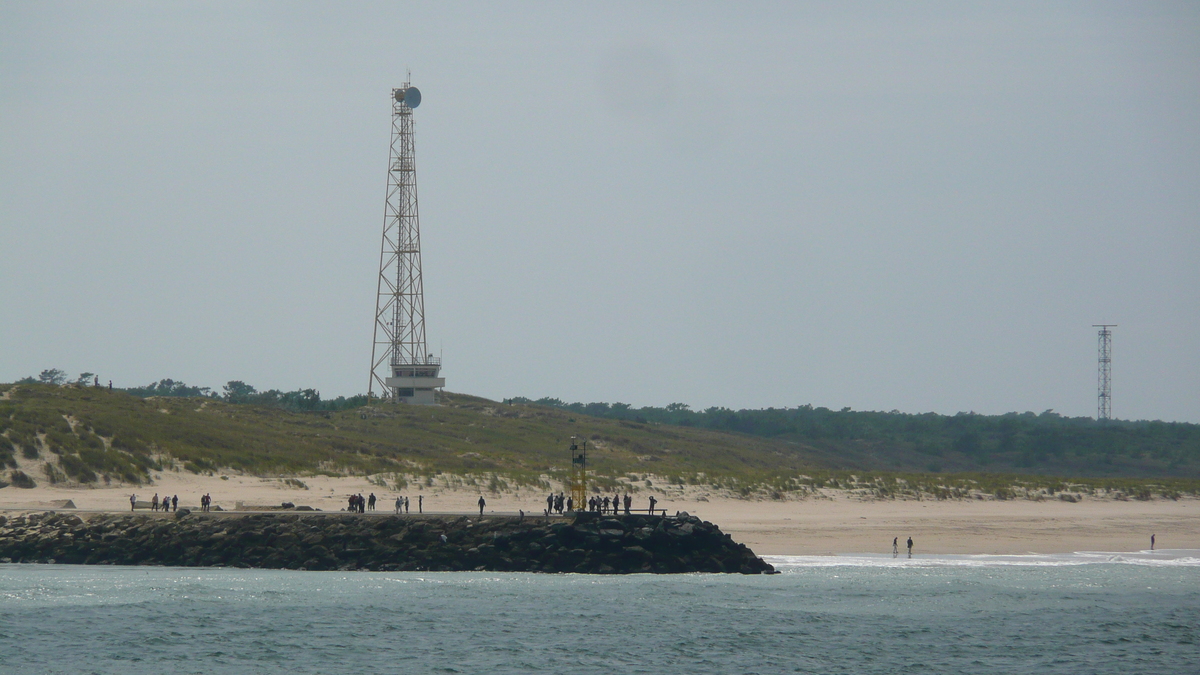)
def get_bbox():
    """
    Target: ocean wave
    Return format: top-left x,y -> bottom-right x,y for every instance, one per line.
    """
763,549 -> 1200,570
